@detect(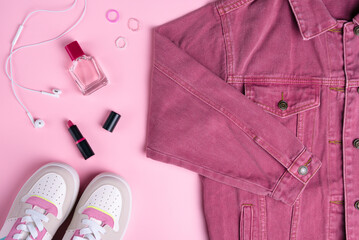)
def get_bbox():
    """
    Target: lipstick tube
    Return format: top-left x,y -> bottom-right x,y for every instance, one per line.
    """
67,120 -> 94,160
